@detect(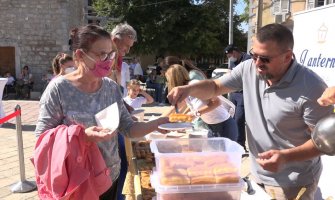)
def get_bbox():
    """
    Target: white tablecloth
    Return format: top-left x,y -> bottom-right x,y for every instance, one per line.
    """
0,78 -> 8,122
241,156 -> 335,200
314,155 -> 335,200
